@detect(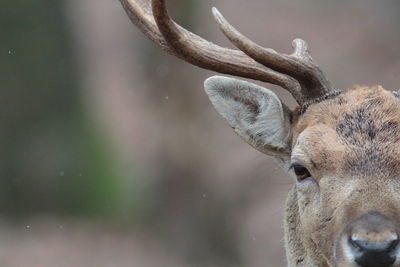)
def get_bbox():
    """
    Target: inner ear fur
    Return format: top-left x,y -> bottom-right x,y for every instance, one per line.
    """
204,76 -> 292,158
